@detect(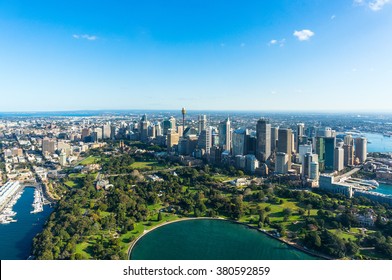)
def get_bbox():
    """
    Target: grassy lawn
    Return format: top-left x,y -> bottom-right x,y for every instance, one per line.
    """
69,173 -> 87,179
80,156 -> 100,165
130,161 -> 165,170
330,229 -> 358,241
211,174 -> 236,182
64,181 -> 77,188
75,242 -> 93,259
